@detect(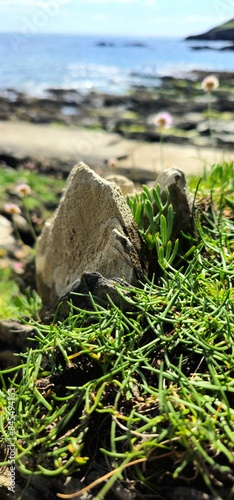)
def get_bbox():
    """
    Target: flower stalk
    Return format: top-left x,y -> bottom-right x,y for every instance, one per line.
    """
201,75 -> 219,160
154,112 -> 173,170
